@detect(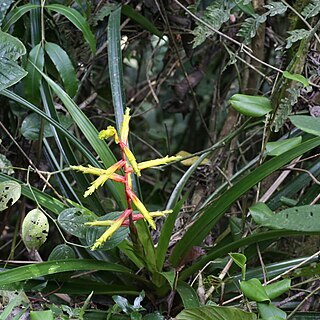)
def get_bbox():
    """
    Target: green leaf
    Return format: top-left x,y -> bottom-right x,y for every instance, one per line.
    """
25,43 -> 44,104
169,136 -> 320,268
229,94 -> 272,117
48,244 -> 76,260
265,279 -> 291,300
283,71 -> 309,87
0,181 -> 21,211
249,202 -> 273,225
45,4 -> 96,54
176,305 -> 257,320
85,211 -> 129,250
22,208 -> 49,250
229,253 -> 247,269
0,259 -> 132,286
266,137 -> 302,156
0,31 -> 27,90
93,3 -> 118,25
122,5 -> 162,37
2,4 -> 39,32
38,70 -> 127,208
251,204 -> 320,232
44,42 -> 78,97
0,154 -> 14,175
240,278 -> 270,302
0,0 -> 14,26
176,282 -> 200,308
21,113 -> 53,140
30,310 -> 54,320
264,2 -> 287,16
289,115 -> 320,136
257,302 -> 287,320
286,29 -> 310,49
58,207 -> 96,238
302,0 -> 320,19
